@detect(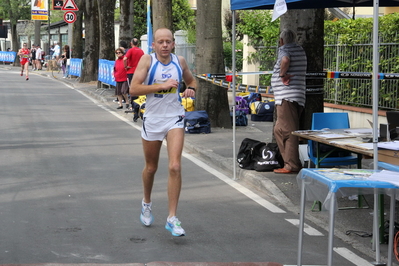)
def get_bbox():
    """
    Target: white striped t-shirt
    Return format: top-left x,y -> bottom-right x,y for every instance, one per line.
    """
271,43 -> 307,107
